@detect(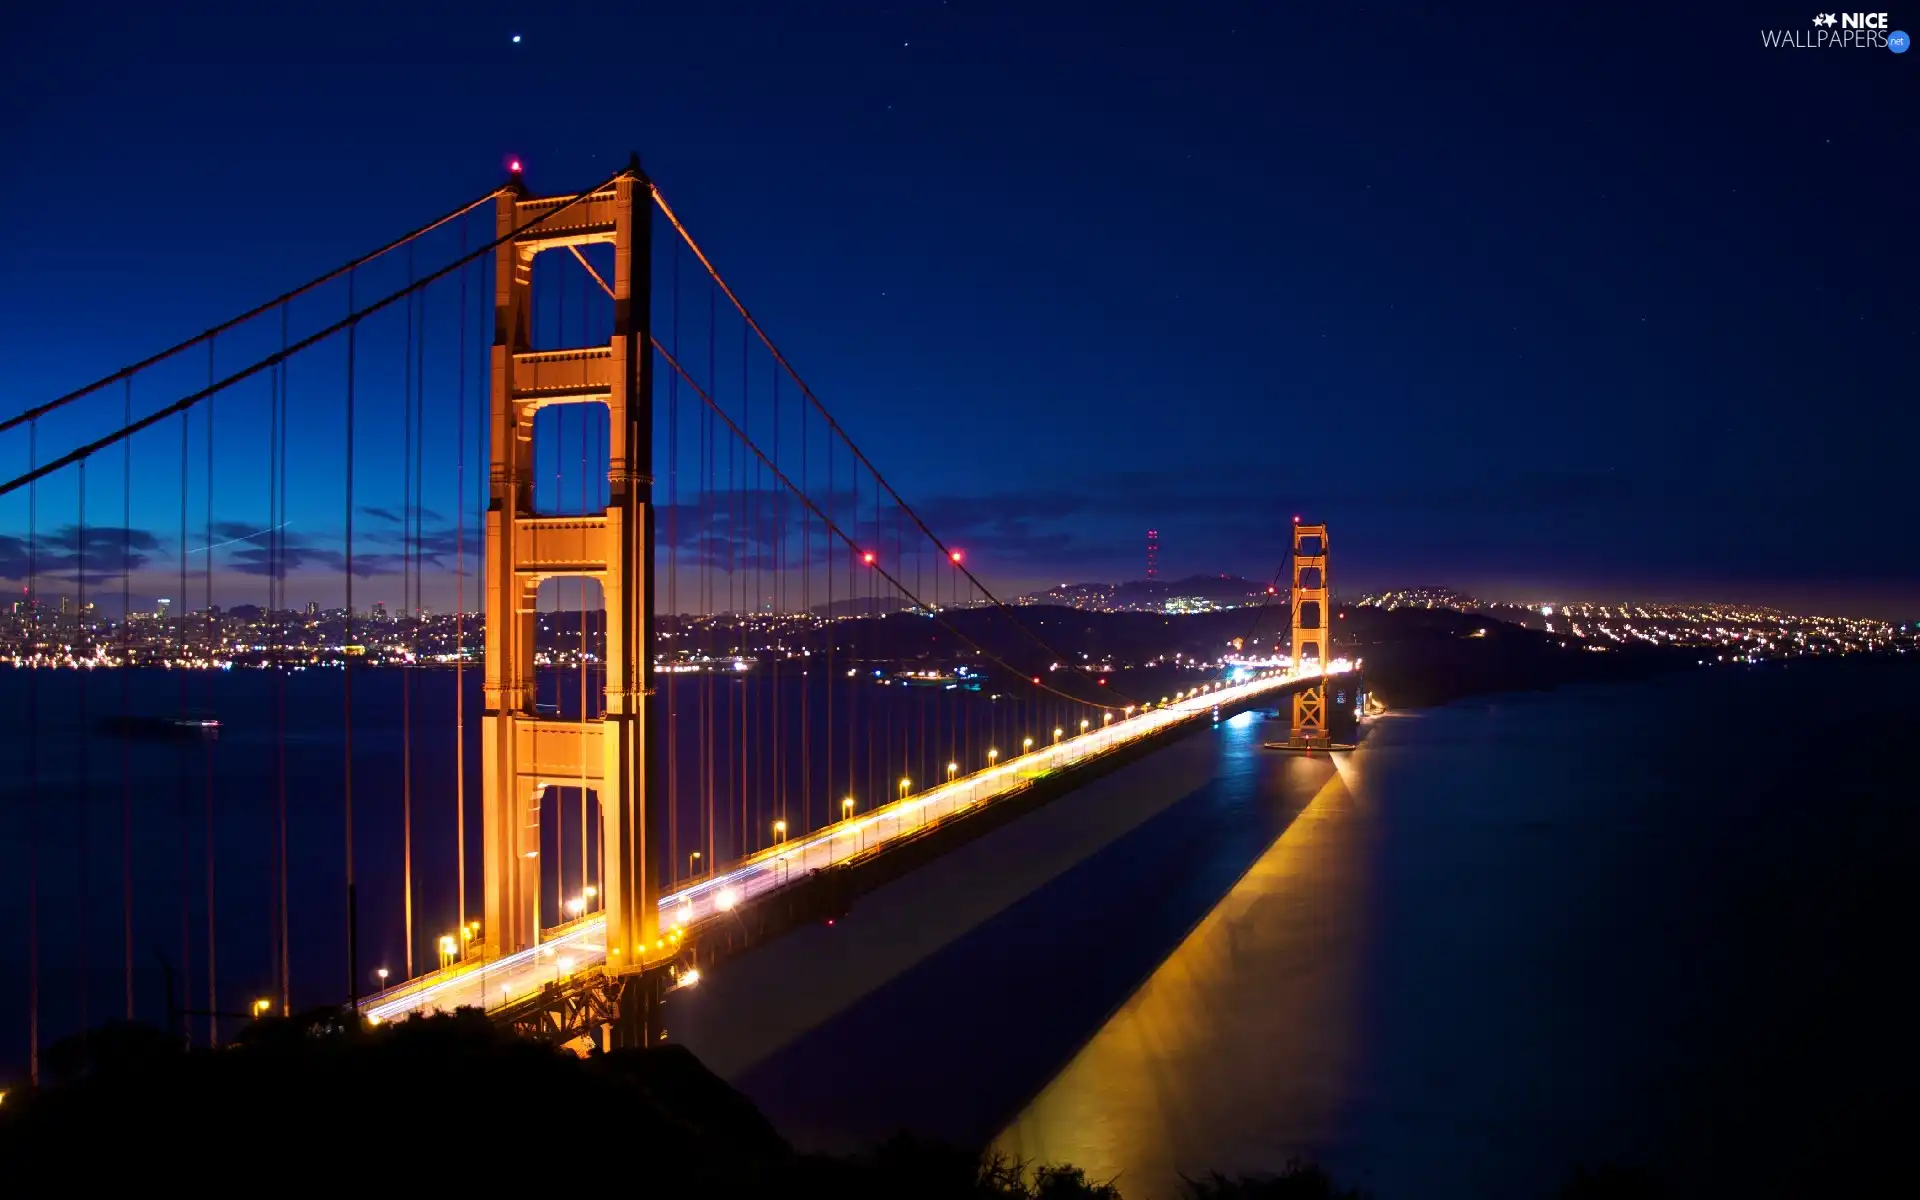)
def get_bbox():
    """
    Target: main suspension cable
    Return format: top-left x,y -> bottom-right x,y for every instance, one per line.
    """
654,340 -> 1125,713
1,168 -> 630,498
651,186 -> 1128,706
1,187 -> 506,434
